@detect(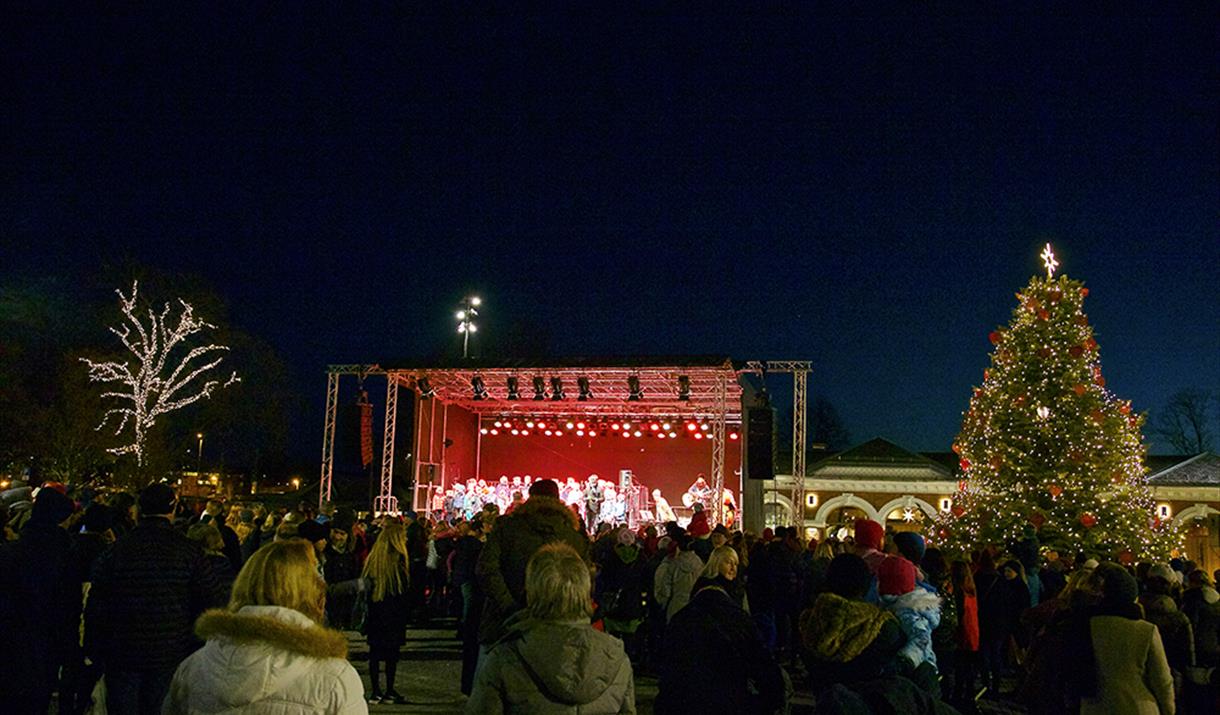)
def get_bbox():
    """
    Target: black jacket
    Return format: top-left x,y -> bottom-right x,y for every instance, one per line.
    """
86,517 -> 227,670
656,585 -> 785,715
